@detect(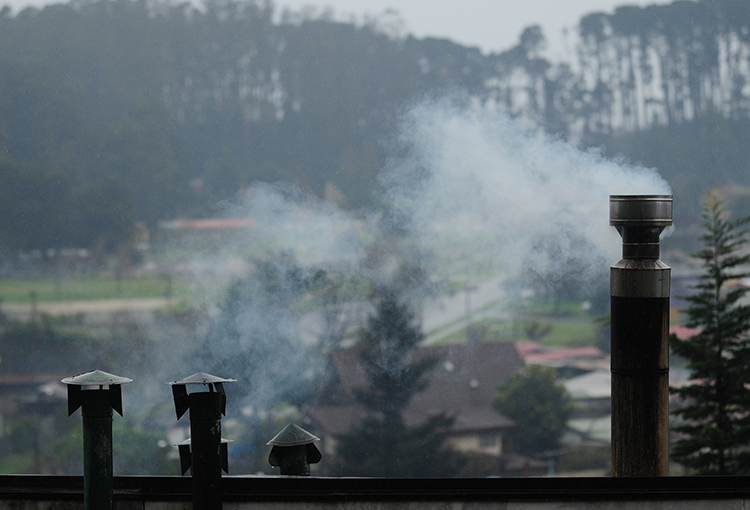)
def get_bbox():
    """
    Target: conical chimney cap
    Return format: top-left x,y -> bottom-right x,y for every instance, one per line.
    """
267,422 -> 319,446
62,369 -> 132,386
168,372 -> 236,385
